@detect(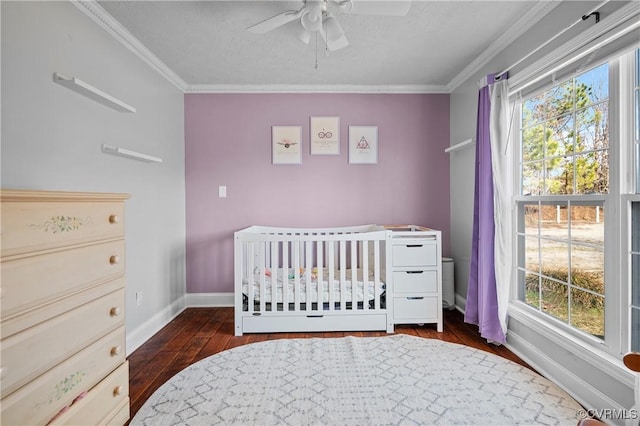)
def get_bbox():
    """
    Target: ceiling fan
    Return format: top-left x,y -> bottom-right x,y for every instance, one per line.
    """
247,0 -> 411,51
